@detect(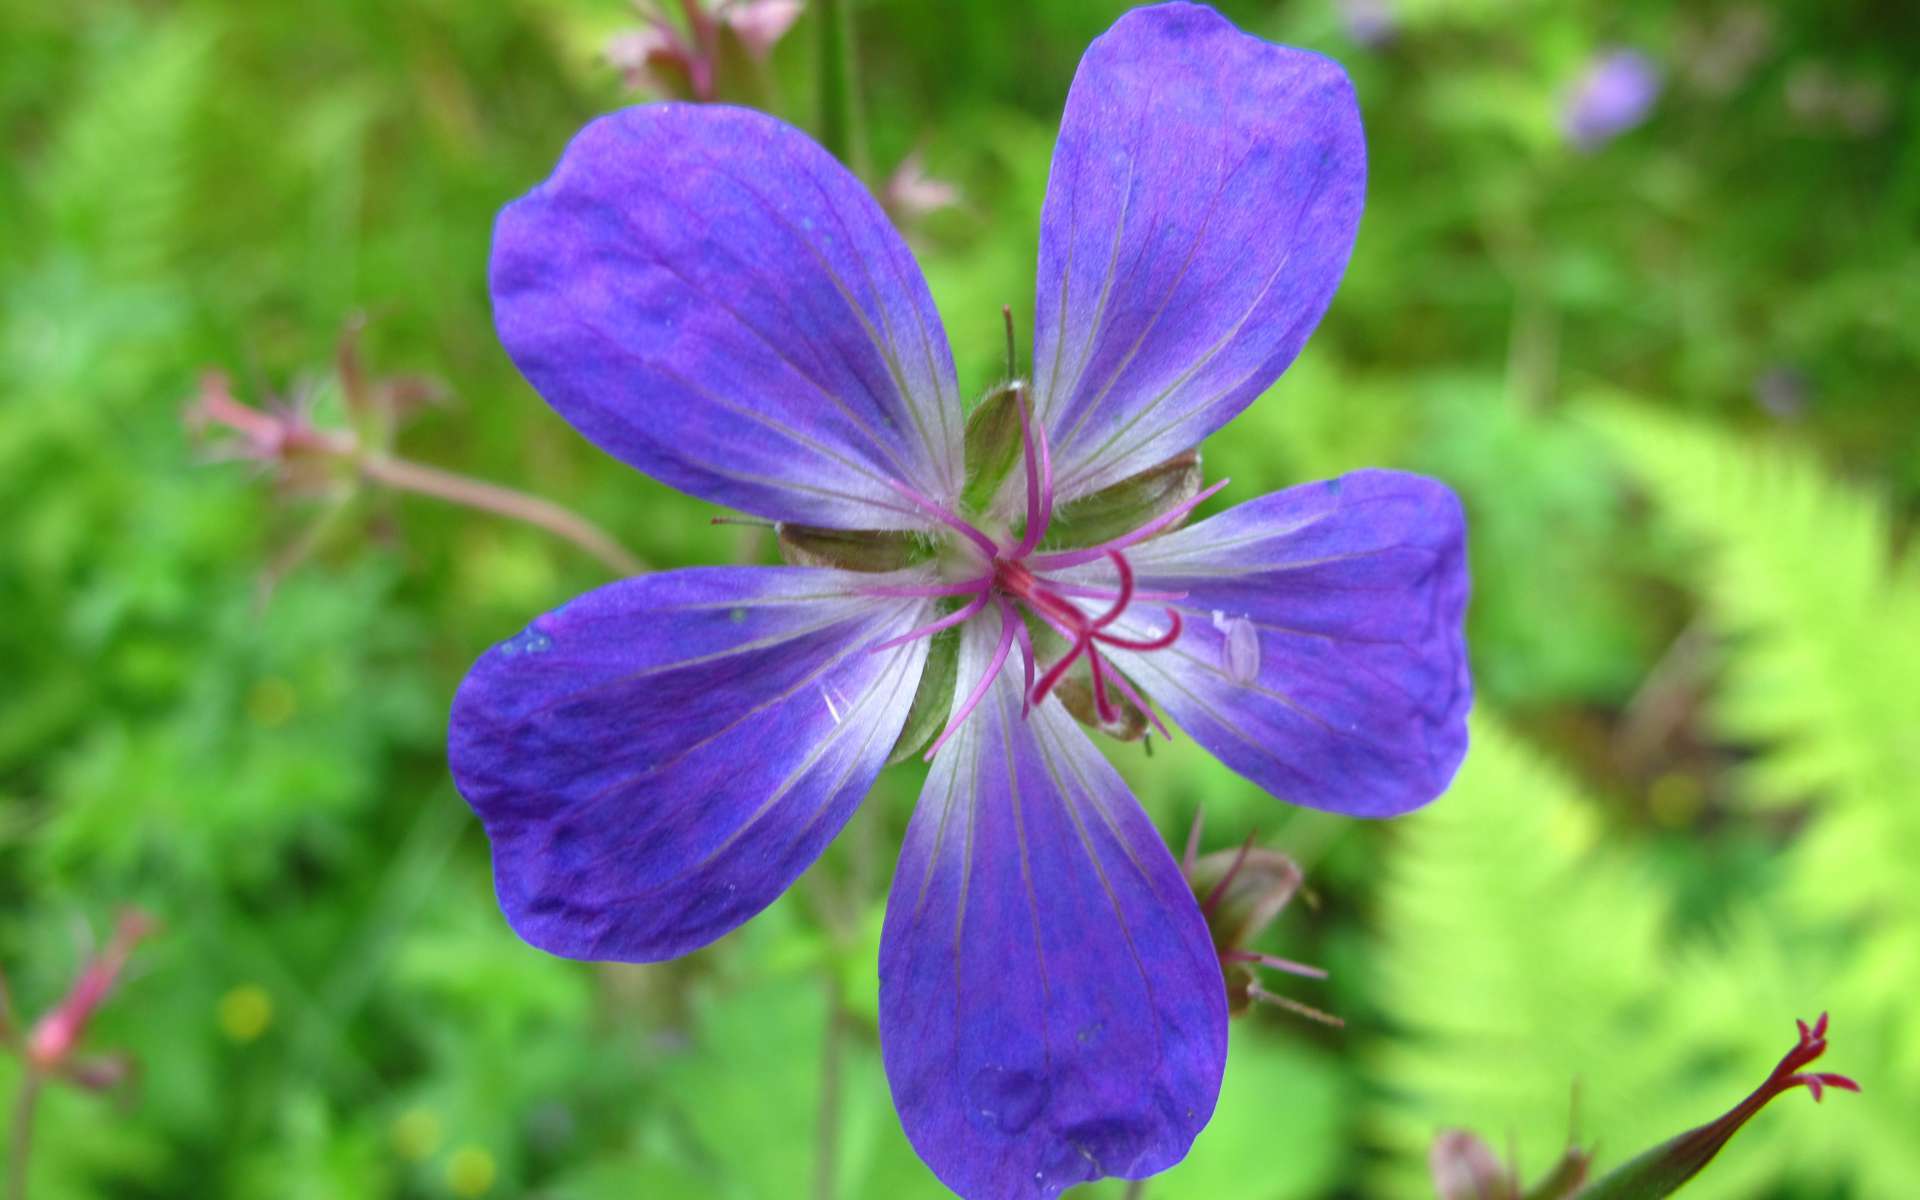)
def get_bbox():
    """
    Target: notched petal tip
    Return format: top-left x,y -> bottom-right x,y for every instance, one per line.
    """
1033,3 -> 1366,501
